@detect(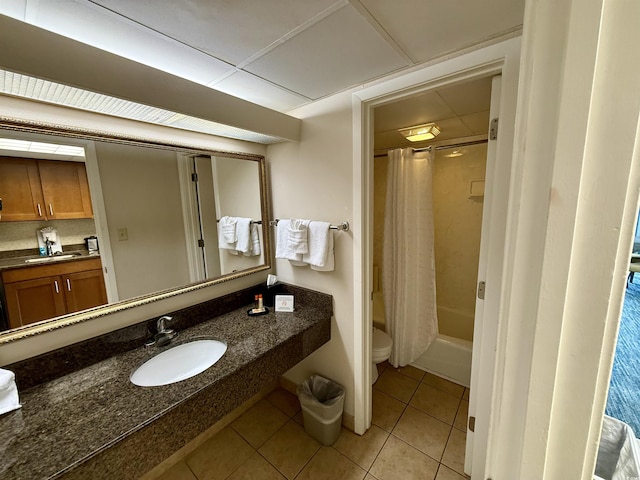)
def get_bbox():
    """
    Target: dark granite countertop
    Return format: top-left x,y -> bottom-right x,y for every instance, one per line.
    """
0,289 -> 331,480
0,249 -> 101,272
